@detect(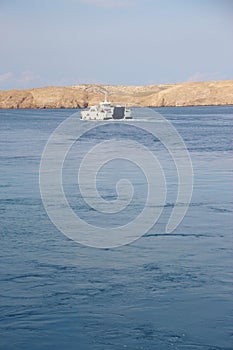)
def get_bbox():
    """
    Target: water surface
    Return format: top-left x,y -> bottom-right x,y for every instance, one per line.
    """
0,106 -> 232,350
